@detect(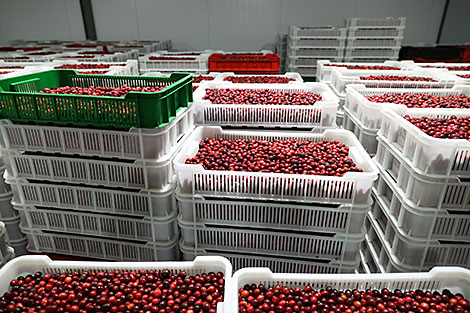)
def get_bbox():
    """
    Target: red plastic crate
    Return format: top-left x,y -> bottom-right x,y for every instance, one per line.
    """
209,53 -> 280,73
